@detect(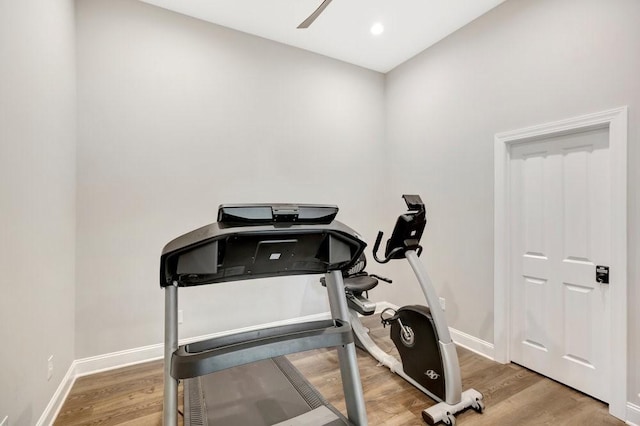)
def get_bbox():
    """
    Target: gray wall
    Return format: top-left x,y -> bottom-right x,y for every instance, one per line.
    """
4,0 -> 640,420
0,0 -> 77,424
385,0 -> 640,406
75,0 -> 386,358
